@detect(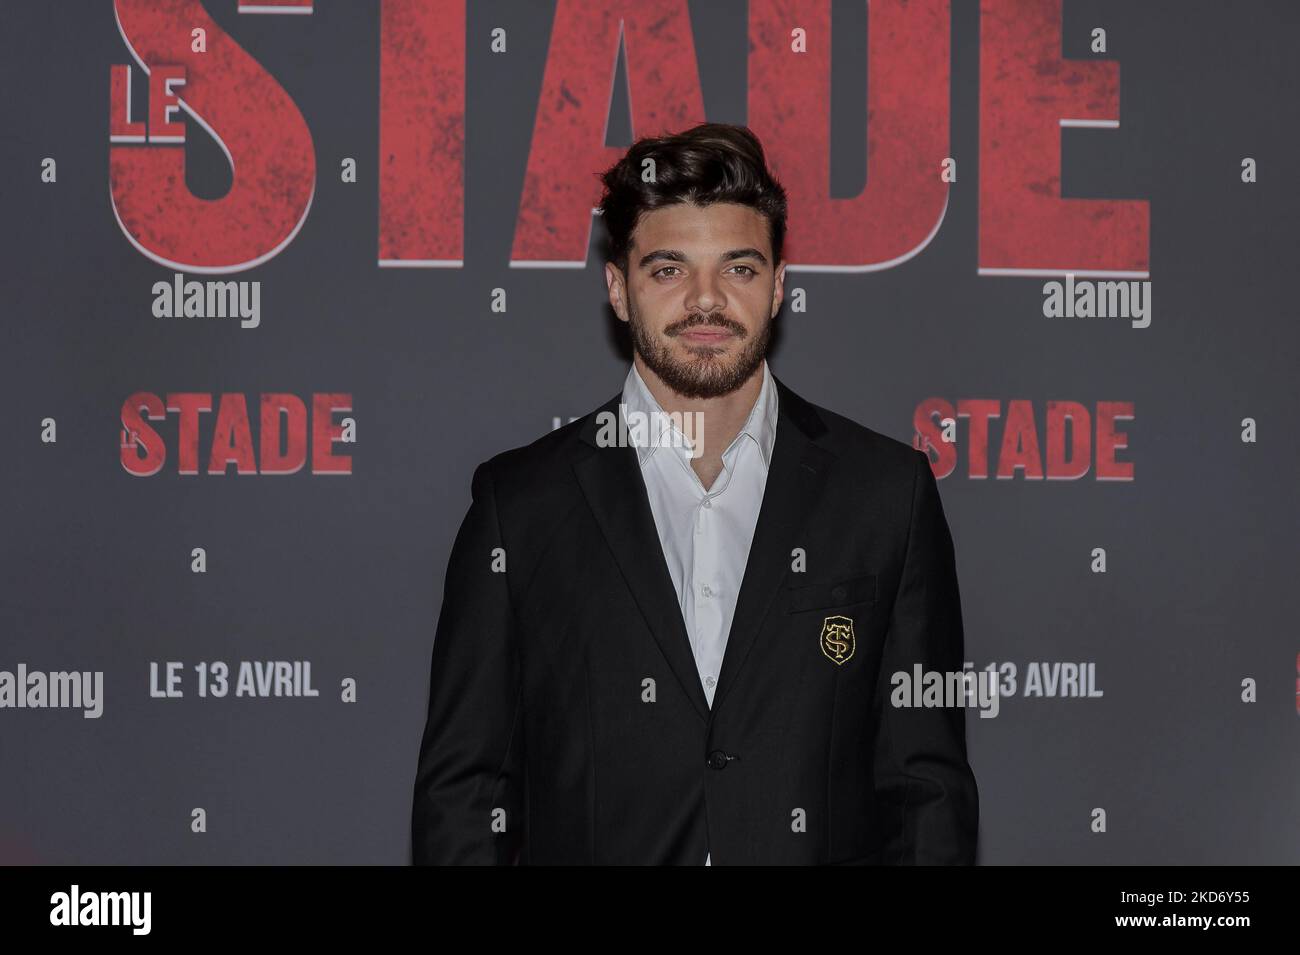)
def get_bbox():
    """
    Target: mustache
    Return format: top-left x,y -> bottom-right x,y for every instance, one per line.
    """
665,313 -> 746,337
